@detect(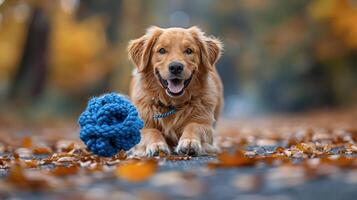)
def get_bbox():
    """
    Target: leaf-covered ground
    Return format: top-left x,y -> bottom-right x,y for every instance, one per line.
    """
1,110 -> 357,200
